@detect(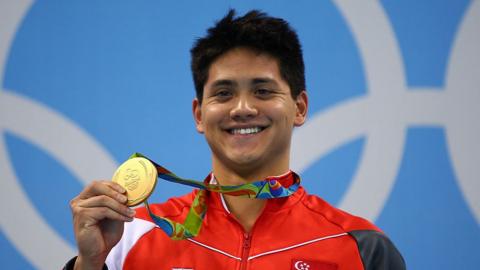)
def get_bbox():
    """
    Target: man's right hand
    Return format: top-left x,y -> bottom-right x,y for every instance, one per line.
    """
70,180 -> 136,270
